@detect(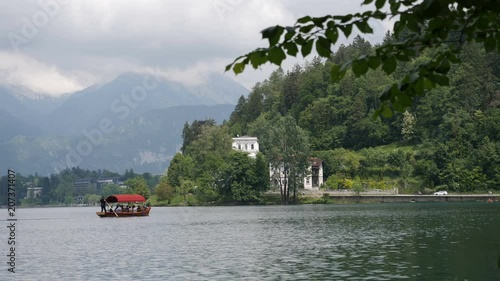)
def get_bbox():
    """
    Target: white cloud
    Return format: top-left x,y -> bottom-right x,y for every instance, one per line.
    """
0,0 -> 388,96
0,52 -> 84,96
